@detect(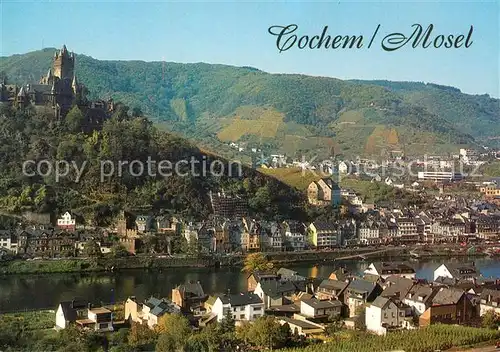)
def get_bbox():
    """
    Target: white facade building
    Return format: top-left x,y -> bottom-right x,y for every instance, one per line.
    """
212,292 -> 264,322
366,297 -> 409,336
57,212 -> 76,229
